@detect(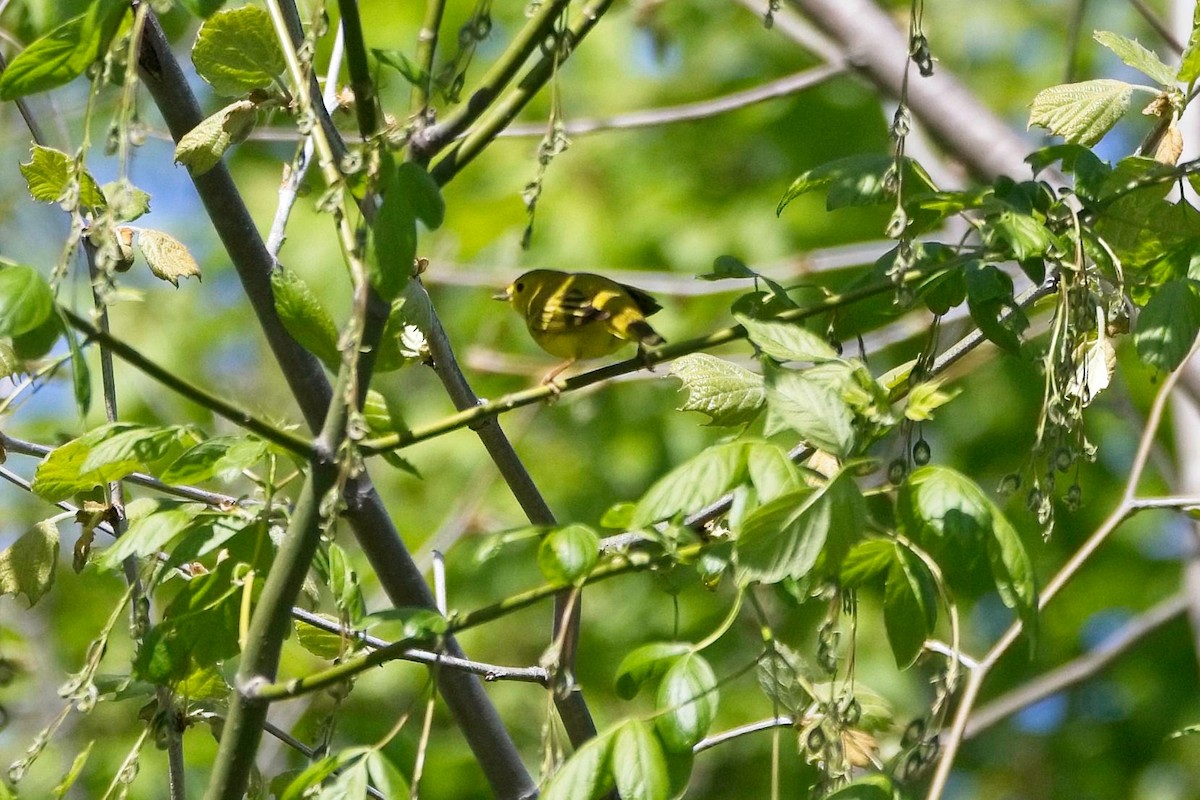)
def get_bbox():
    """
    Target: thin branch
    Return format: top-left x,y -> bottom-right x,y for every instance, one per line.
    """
496,65 -> 846,138
1128,0 -> 1186,54
964,593 -> 1188,739
61,307 -> 317,459
336,0 -> 378,136
693,716 -> 795,753
291,607 -> 549,684
410,0 -> 447,116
